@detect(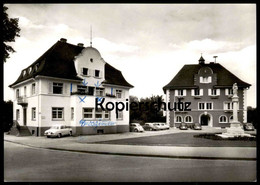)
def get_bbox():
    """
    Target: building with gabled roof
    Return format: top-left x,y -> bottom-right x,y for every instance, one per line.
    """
163,56 -> 251,128
9,38 -> 133,136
